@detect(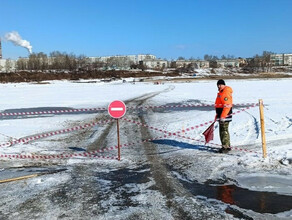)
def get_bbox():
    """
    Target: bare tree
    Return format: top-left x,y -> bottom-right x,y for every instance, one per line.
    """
38,52 -> 49,71
5,59 -> 13,72
105,56 -> 132,69
50,51 -> 64,71
27,53 -> 41,70
204,54 -> 218,61
77,55 -> 88,70
170,61 -> 177,68
16,58 -> 28,71
261,51 -> 274,72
